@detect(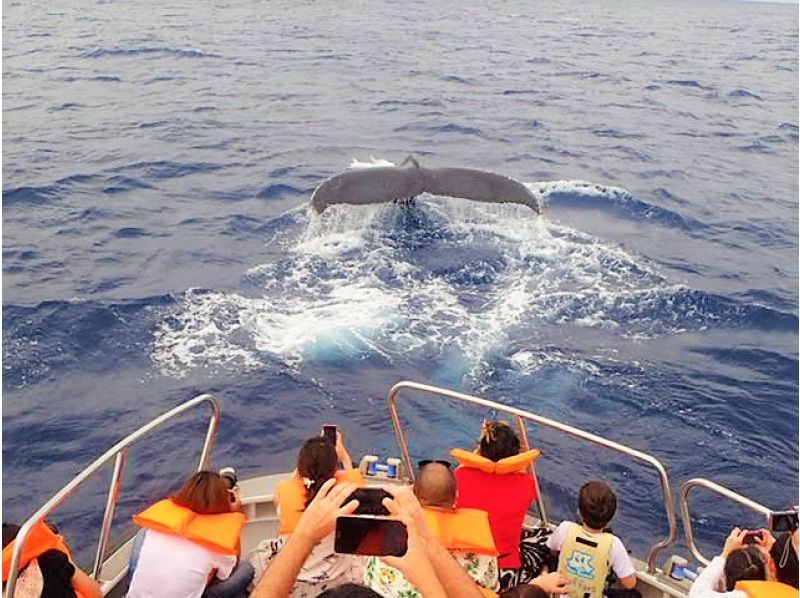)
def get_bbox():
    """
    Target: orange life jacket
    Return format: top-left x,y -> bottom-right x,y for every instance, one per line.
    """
133,499 -> 245,555
276,469 -> 365,535
2,520 -> 74,582
422,507 -> 499,556
735,580 -> 797,598
450,448 -> 541,475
